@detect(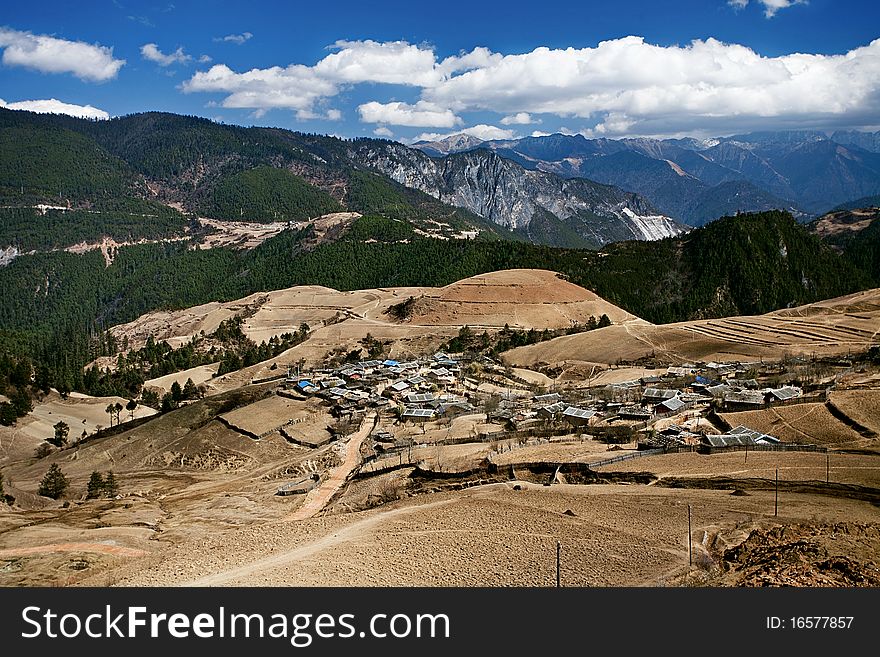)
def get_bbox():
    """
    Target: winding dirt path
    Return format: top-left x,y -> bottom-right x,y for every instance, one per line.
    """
182,498 -> 454,586
0,543 -> 148,558
286,412 -> 375,521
